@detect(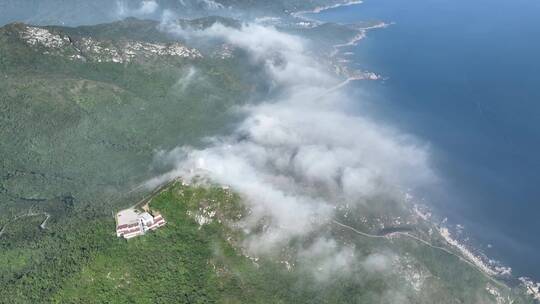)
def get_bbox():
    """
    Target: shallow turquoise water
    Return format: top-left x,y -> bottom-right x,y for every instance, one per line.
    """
312,0 -> 540,280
